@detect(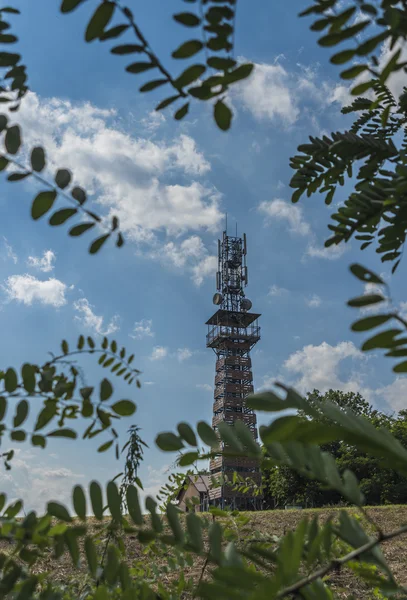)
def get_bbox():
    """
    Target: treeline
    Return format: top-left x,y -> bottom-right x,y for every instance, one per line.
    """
262,389 -> 407,508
